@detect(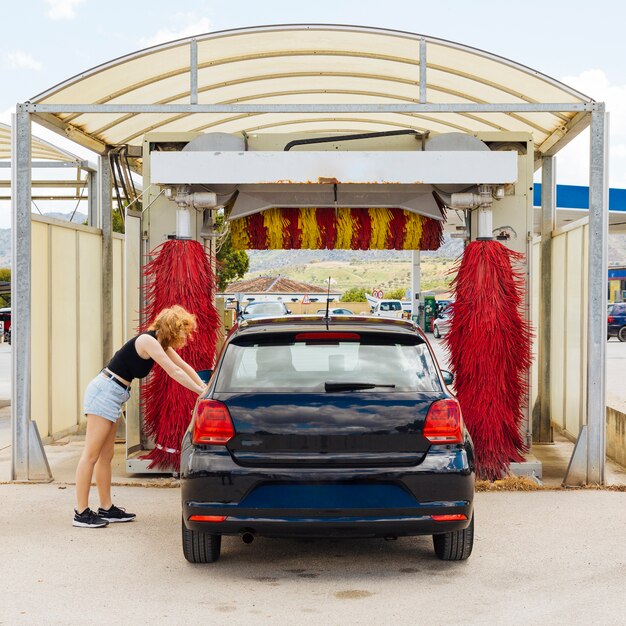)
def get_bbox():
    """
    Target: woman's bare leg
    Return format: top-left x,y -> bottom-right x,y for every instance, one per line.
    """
95,421 -> 118,510
75,415 -> 116,512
